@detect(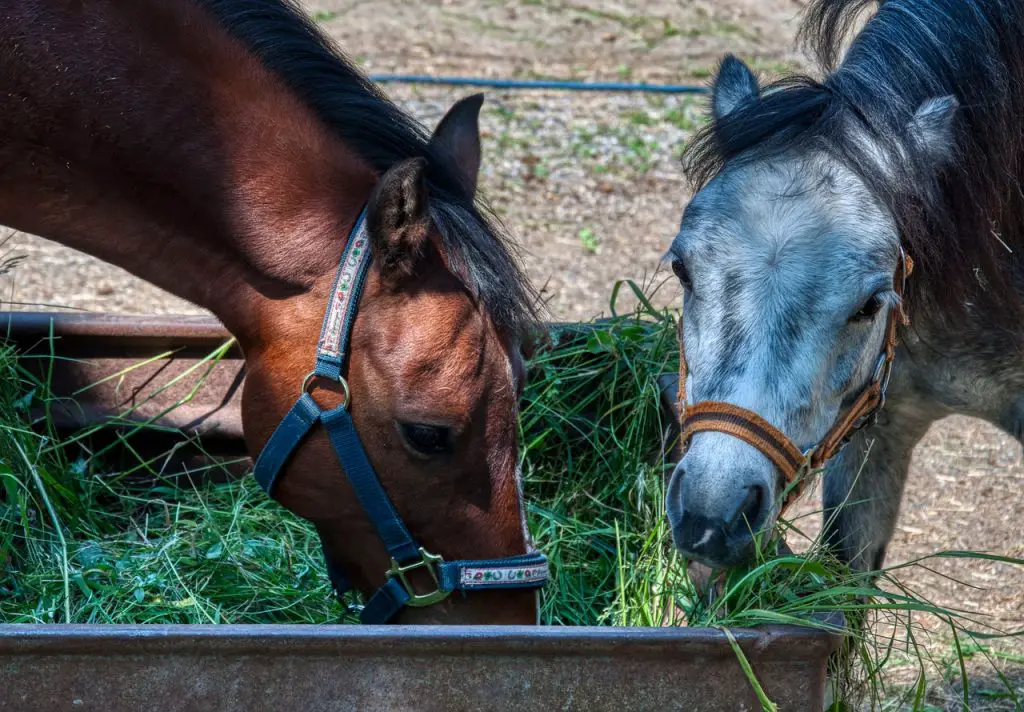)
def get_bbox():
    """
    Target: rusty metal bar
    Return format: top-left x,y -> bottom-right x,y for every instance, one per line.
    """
4,312 -> 243,437
2,312 -> 248,478
0,623 -> 840,711
0,311 -> 233,349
